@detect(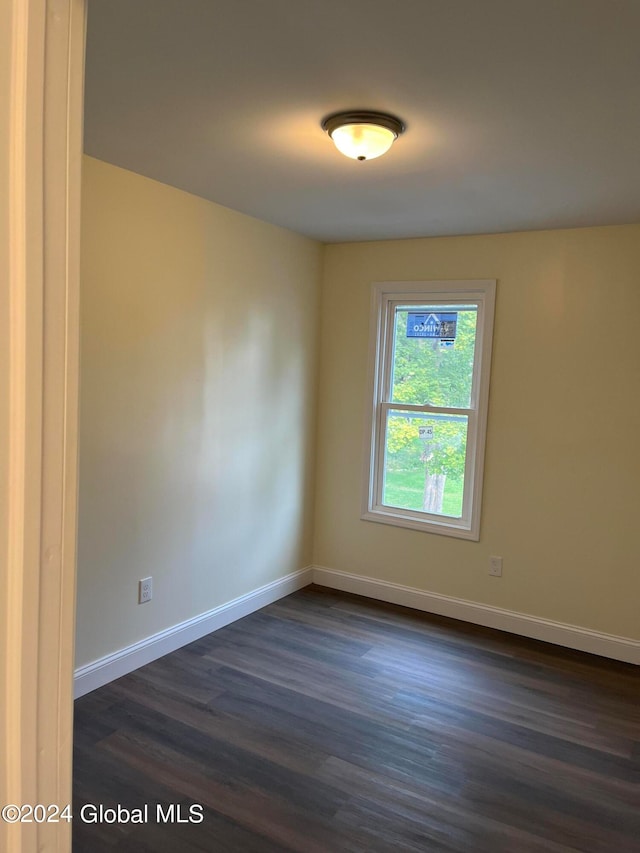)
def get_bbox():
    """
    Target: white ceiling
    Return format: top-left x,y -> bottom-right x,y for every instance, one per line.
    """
84,0 -> 640,243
